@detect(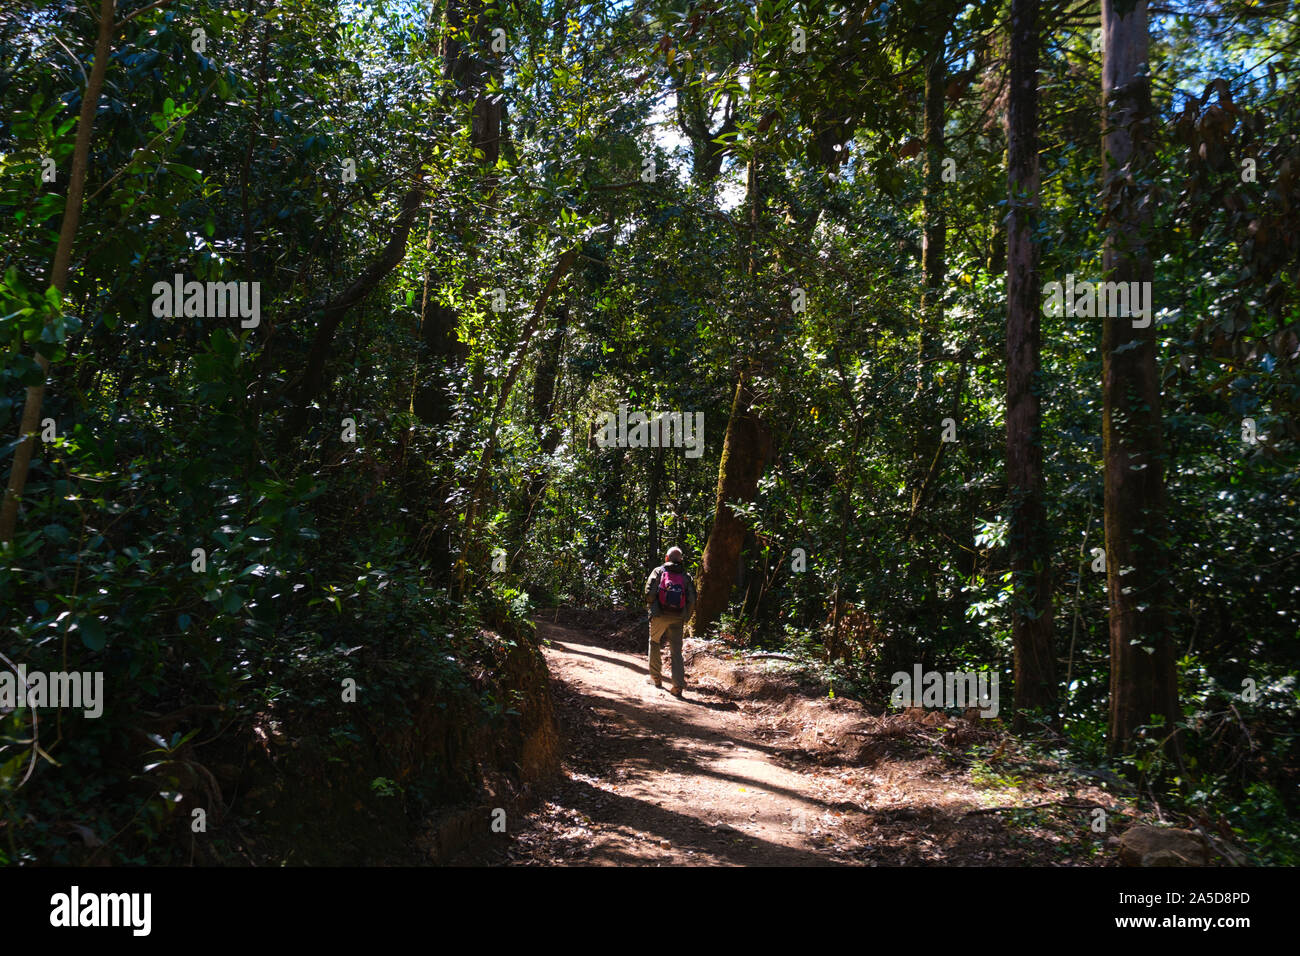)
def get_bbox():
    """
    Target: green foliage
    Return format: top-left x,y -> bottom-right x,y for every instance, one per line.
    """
0,0 -> 1296,863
